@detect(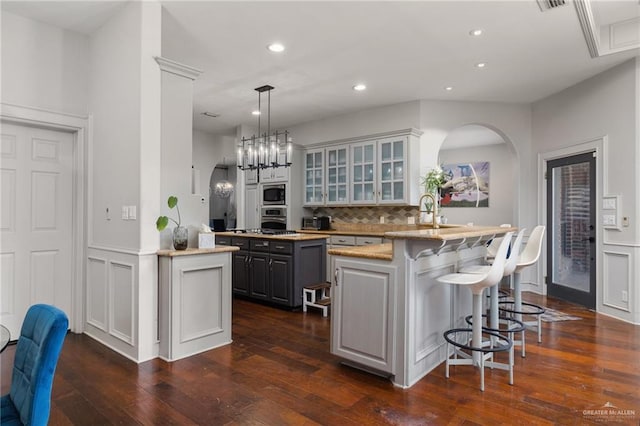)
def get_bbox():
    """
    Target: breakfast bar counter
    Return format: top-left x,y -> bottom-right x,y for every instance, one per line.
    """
330,224 -> 515,388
